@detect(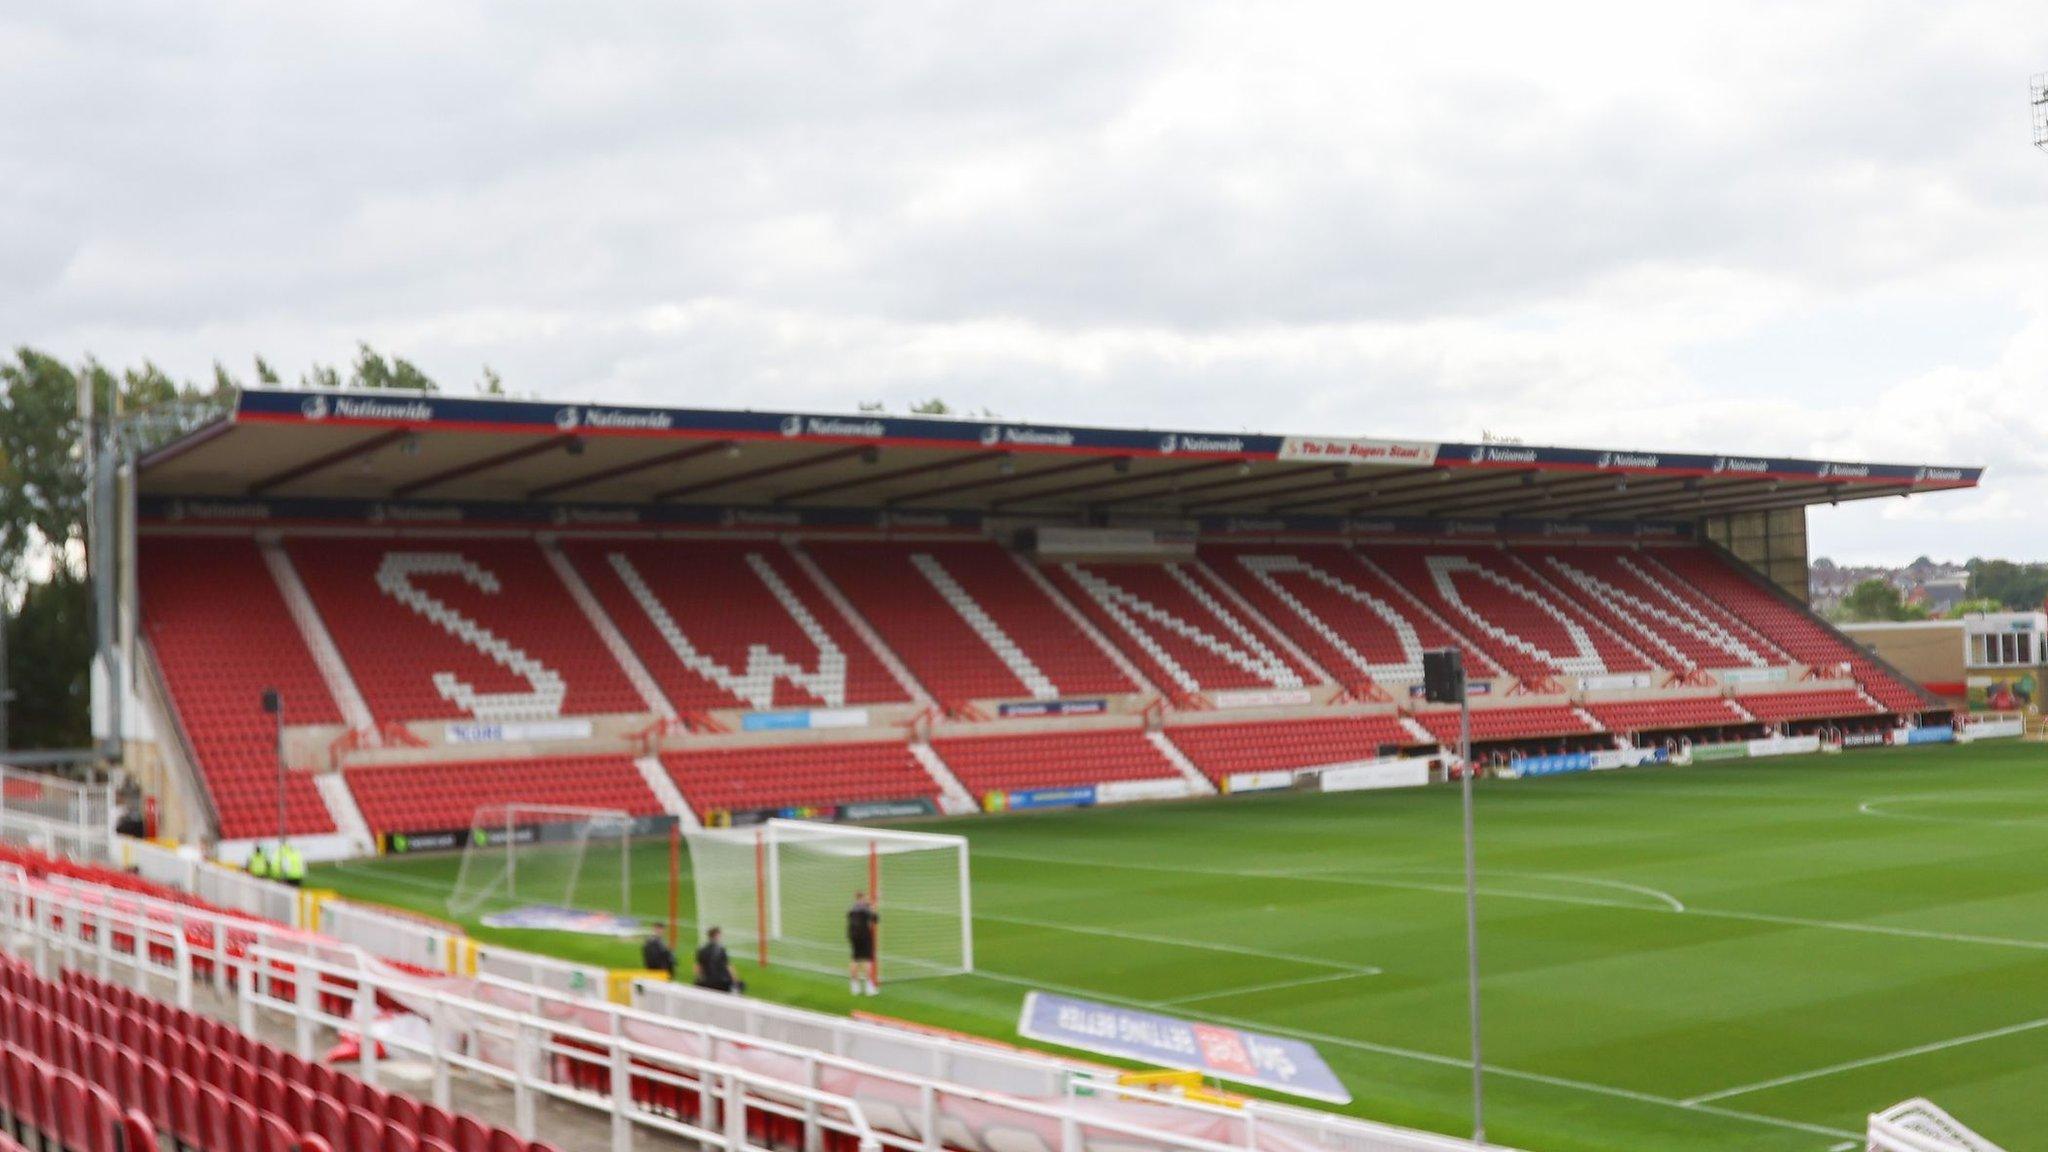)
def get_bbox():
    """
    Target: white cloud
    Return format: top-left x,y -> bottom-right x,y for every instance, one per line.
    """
7,0 -> 2048,561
